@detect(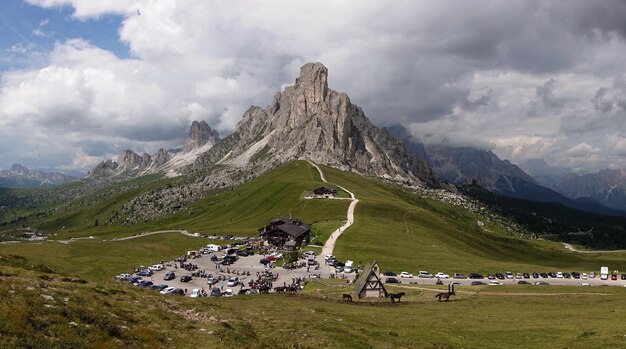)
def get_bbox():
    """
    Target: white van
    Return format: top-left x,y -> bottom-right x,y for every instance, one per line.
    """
206,244 -> 221,252
344,260 -> 354,273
